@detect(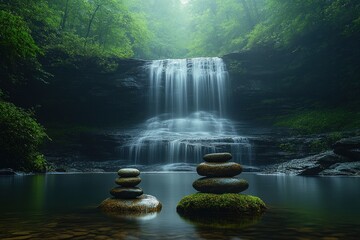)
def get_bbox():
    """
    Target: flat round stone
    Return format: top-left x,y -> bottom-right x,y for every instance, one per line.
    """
193,177 -> 249,194
115,177 -> 141,187
99,194 -> 162,214
197,162 -> 242,177
117,168 -> 140,177
203,153 -> 232,163
110,187 -> 143,199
